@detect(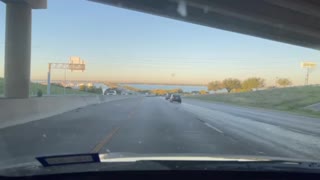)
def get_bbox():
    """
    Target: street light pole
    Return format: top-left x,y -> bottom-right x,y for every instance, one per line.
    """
64,68 -> 66,95
47,63 -> 51,95
305,67 -> 310,85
